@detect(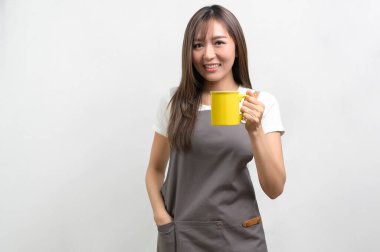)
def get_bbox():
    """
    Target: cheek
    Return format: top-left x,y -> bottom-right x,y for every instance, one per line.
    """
191,54 -> 202,72
192,55 -> 202,67
229,48 -> 236,60
219,48 -> 236,63
227,44 -> 236,60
